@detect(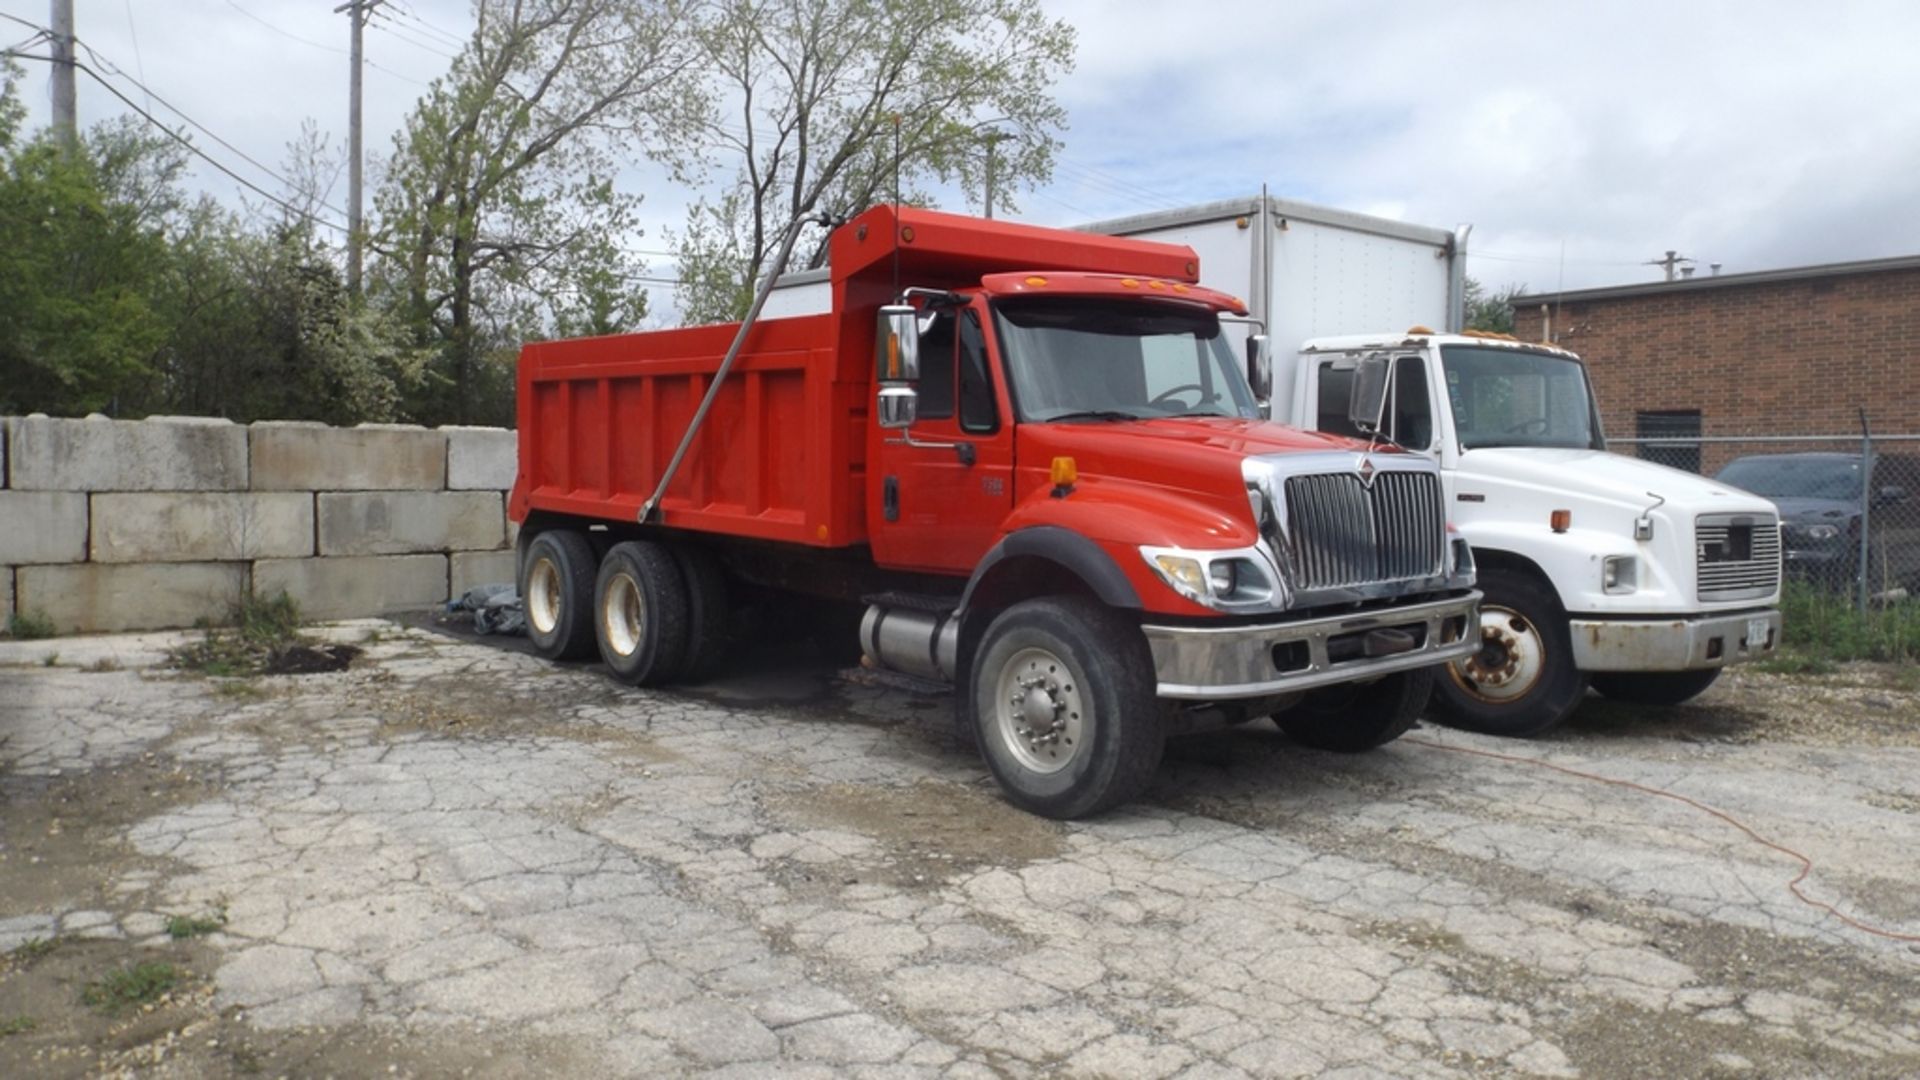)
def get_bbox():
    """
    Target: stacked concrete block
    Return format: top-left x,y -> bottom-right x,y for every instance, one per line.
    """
451,550 -> 519,596
251,422 -> 446,491
91,493 -> 314,563
0,491 -> 88,564
0,415 -> 519,633
8,414 -> 247,491
444,426 -> 519,490
16,562 -> 248,634
317,491 -> 503,556
254,554 -> 449,621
